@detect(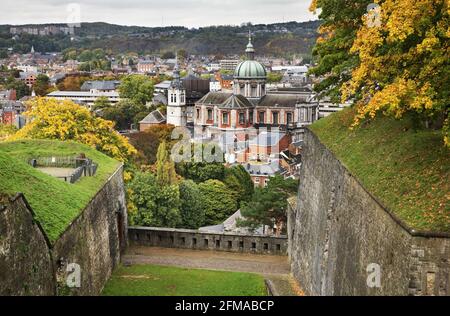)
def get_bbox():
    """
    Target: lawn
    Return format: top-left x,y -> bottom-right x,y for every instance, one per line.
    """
310,108 -> 449,233
0,139 -> 120,243
102,264 -> 267,296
